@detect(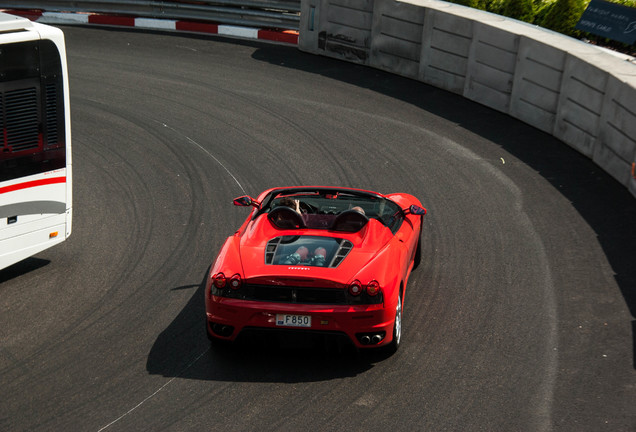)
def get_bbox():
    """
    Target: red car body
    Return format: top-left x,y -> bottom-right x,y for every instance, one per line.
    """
205,186 -> 426,352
